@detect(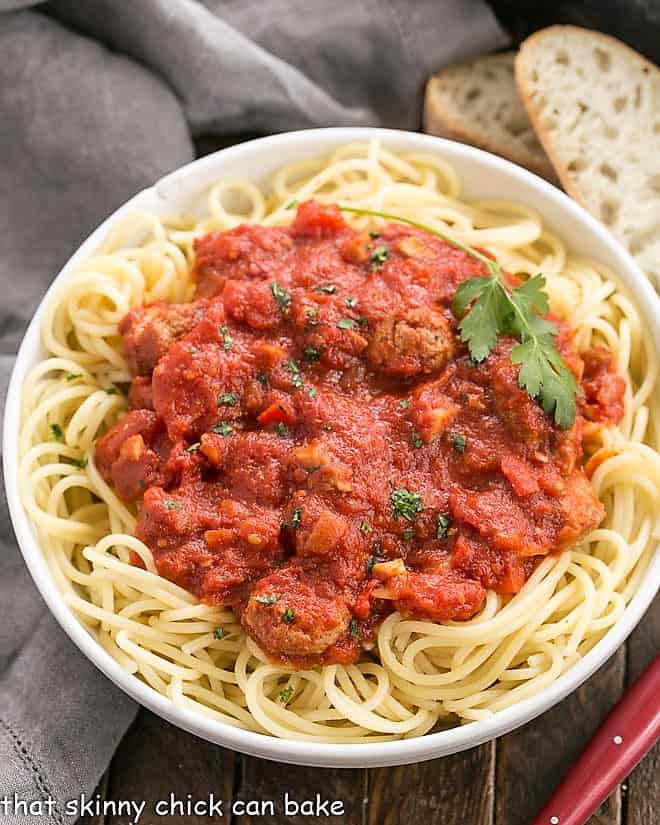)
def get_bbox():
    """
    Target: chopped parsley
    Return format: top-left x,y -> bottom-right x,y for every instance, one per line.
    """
218,325 -> 233,352
212,422 -> 234,437
370,246 -> 390,268
337,318 -> 356,330
212,627 -> 226,640
50,423 -> 64,443
402,528 -> 415,540
302,346 -> 321,362
369,231 -> 380,239
252,594 -> 281,606
357,316 -> 369,327
273,422 -> 290,438
282,608 -> 296,625
322,423 -> 333,431
285,199 -> 298,210
287,360 -> 304,390
349,619 -> 361,639
270,281 -> 291,311
412,432 -> 424,449
306,386 -> 317,400
359,521 -> 372,535
316,283 -> 337,295
345,296 -> 358,308
217,391 -> 239,406
255,371 -> 269,385
72,457 -> 88,470
399,398 -> 410,410
186,442 -> 200,452
66,373 -> 81,382
305,464 -> 321,474
390,488 -> 423,522
289,508 -> 302,529
279,685 -> 294,703
436,513 -> 451,540
105,387 -> 119,395
163,499 -> 183,509
452,433 -> 467,453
